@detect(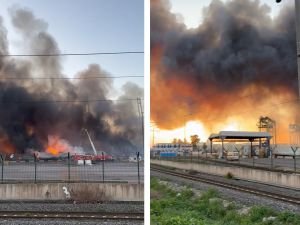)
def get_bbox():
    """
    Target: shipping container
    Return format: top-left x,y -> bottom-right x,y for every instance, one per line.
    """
160,152 -> 177,157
